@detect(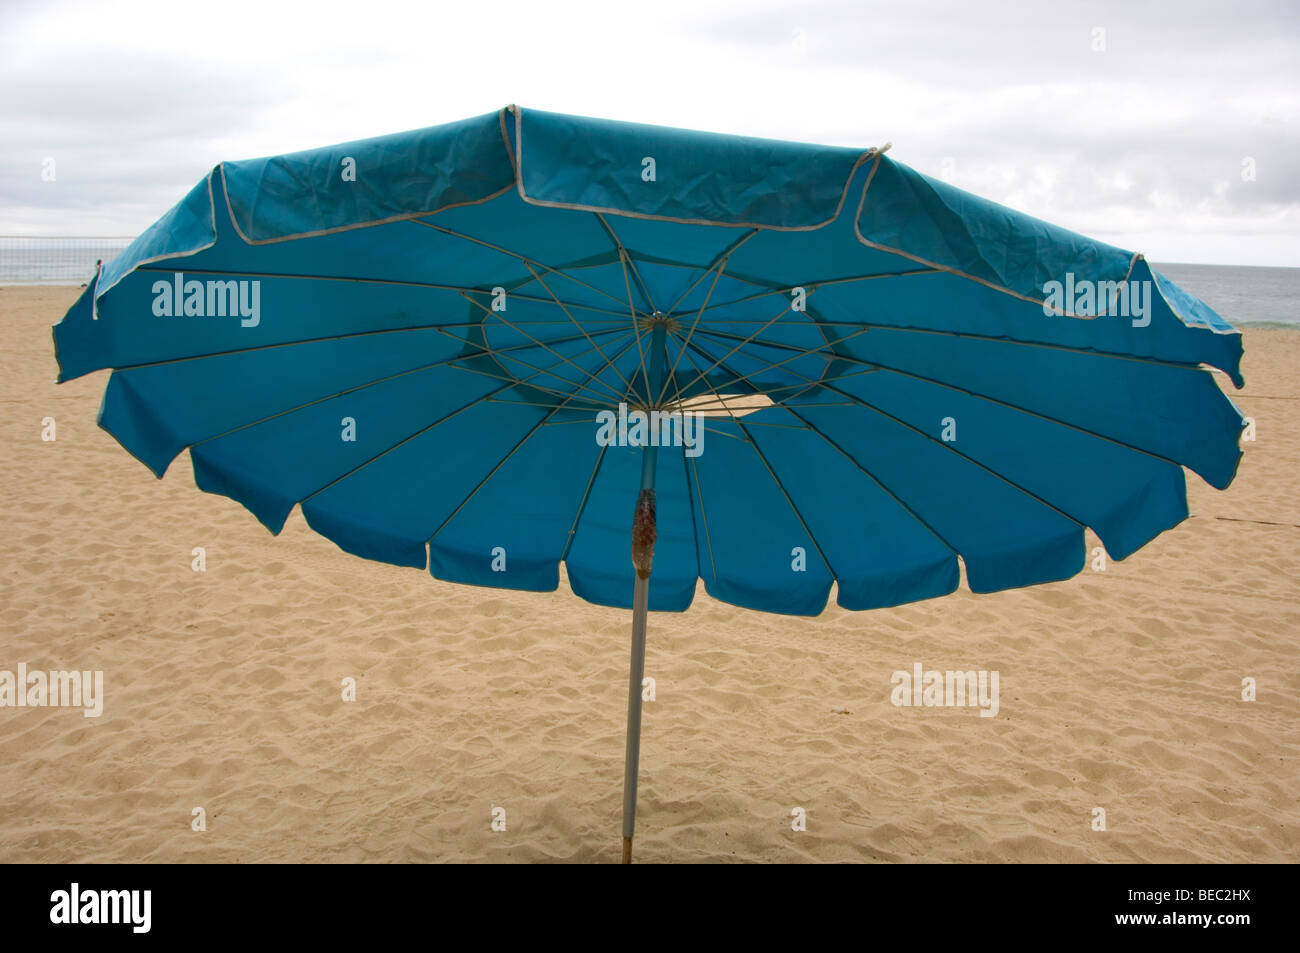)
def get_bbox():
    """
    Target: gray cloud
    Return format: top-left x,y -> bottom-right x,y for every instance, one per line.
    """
0,0 -> 1295,263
